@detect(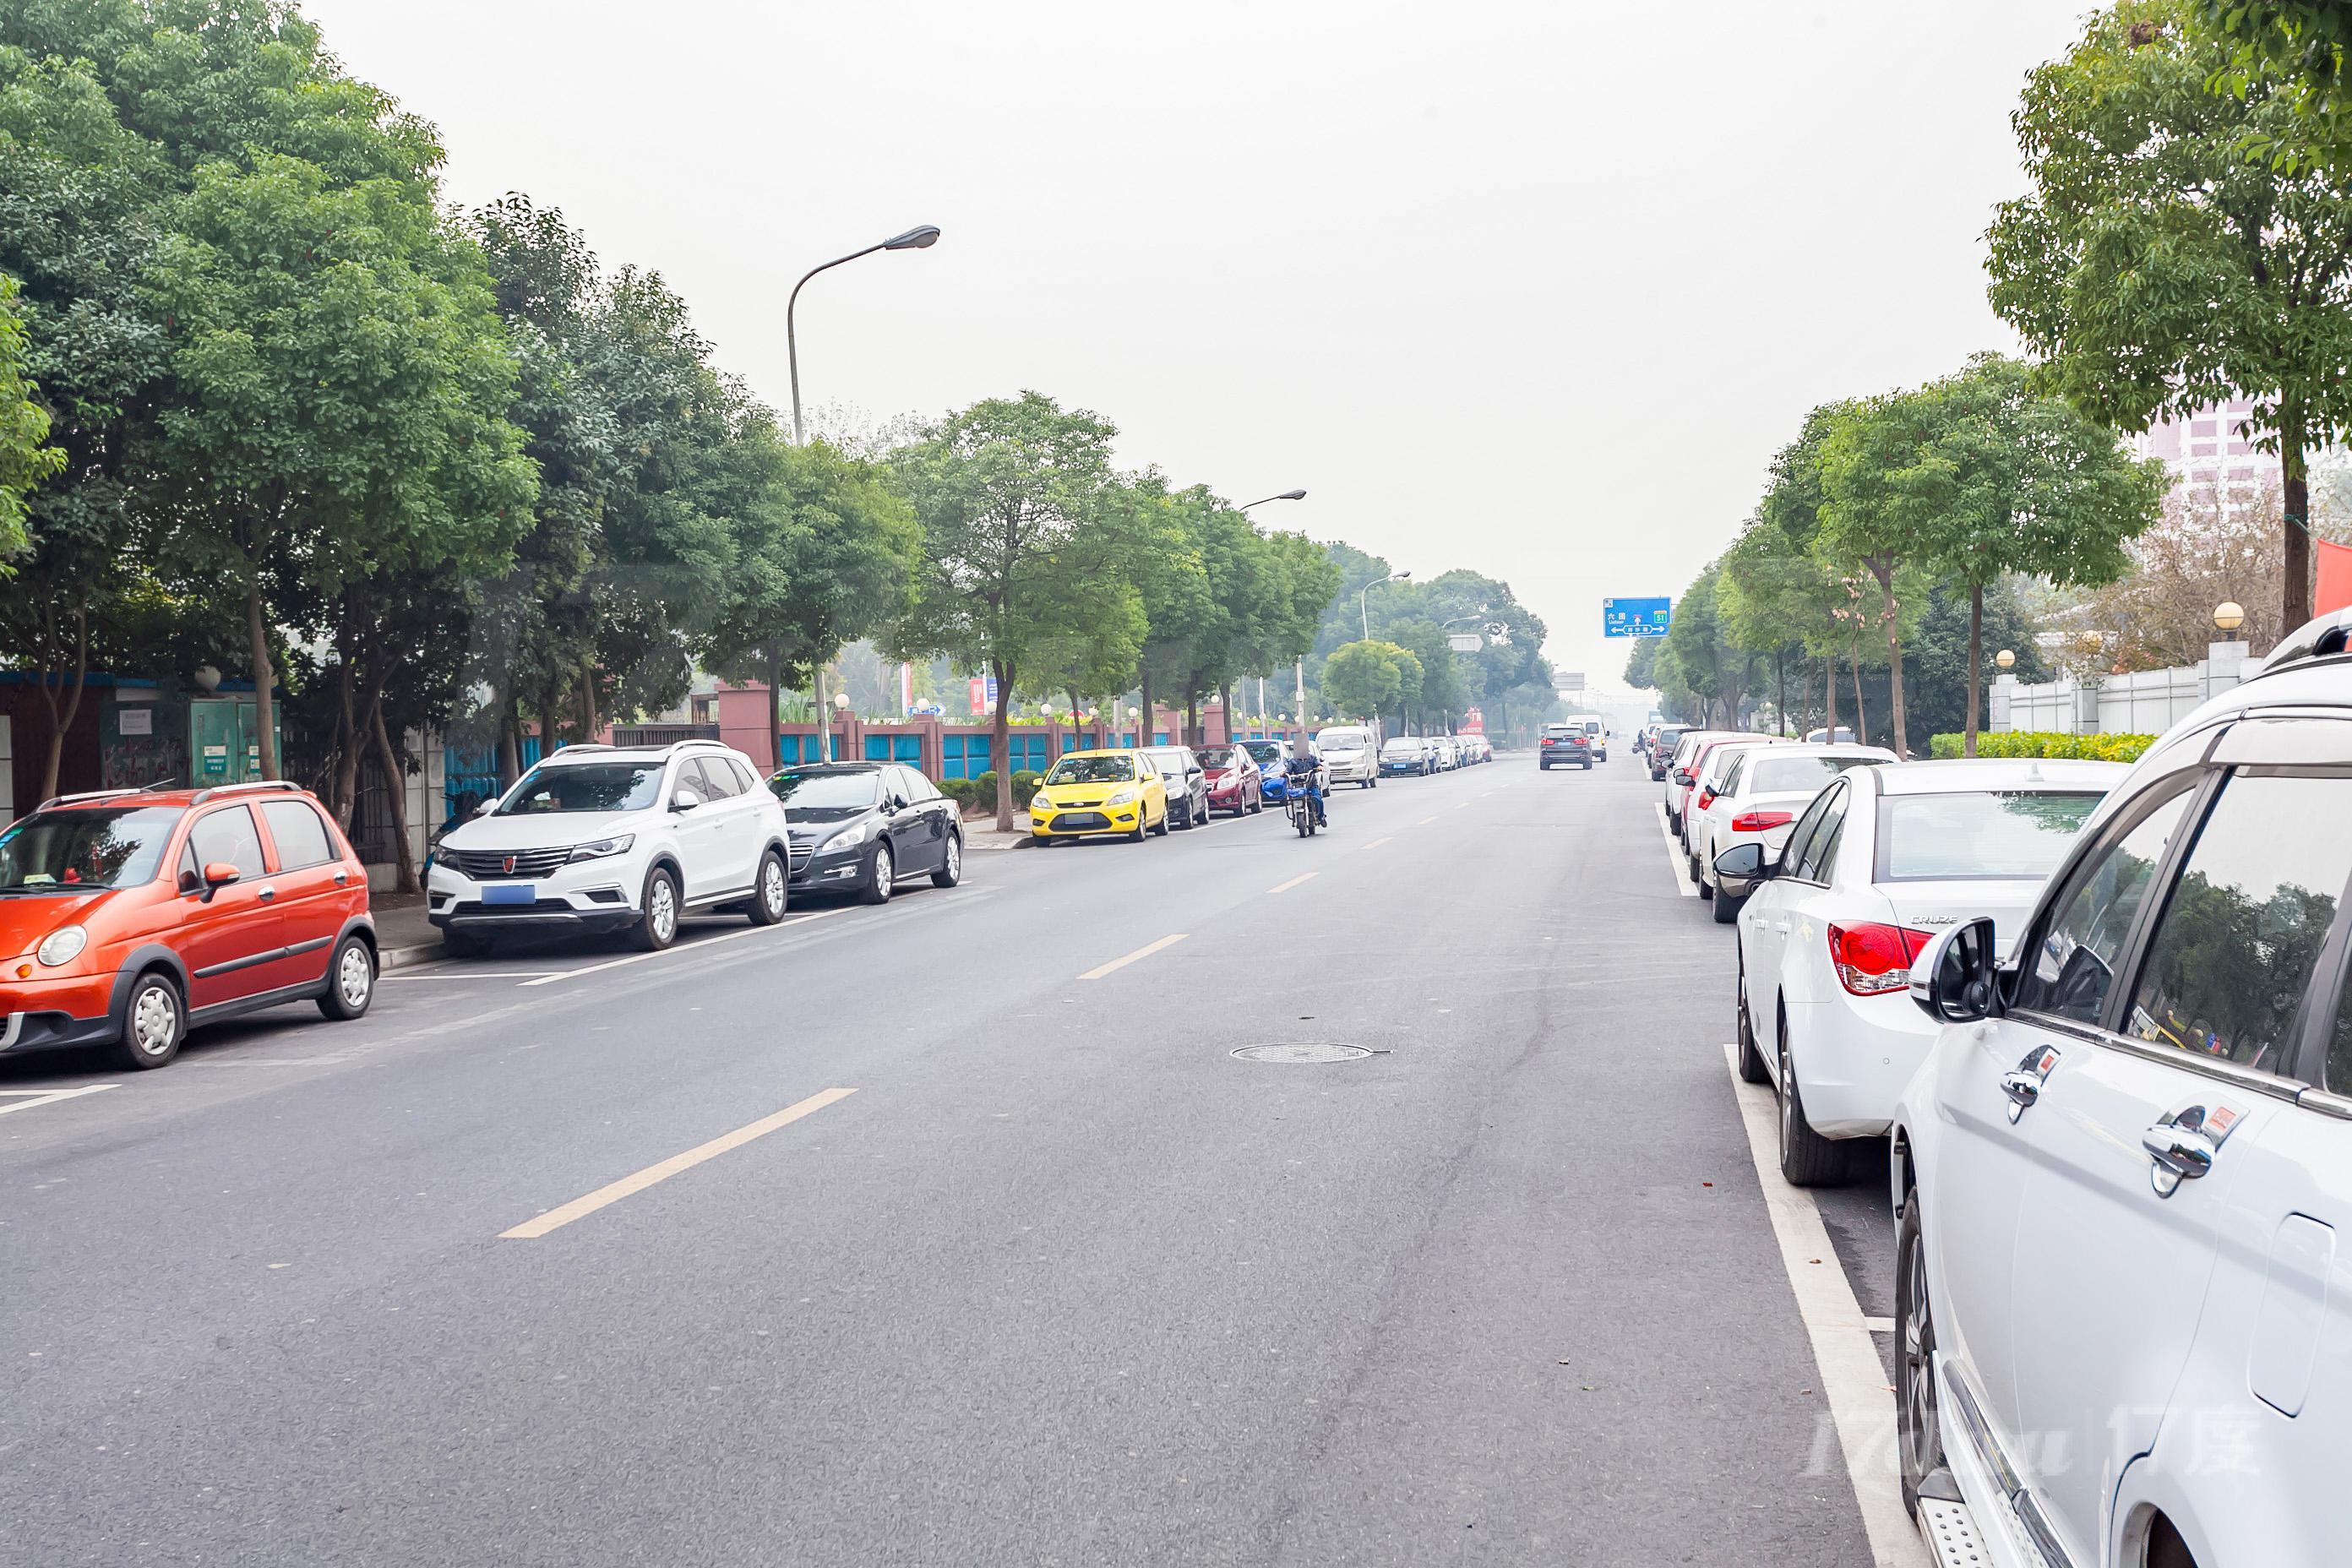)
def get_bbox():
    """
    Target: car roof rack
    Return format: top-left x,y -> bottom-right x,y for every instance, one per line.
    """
188,780 -> 304,806
2250,607 -> 2352,677
32,786 -> 150,812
